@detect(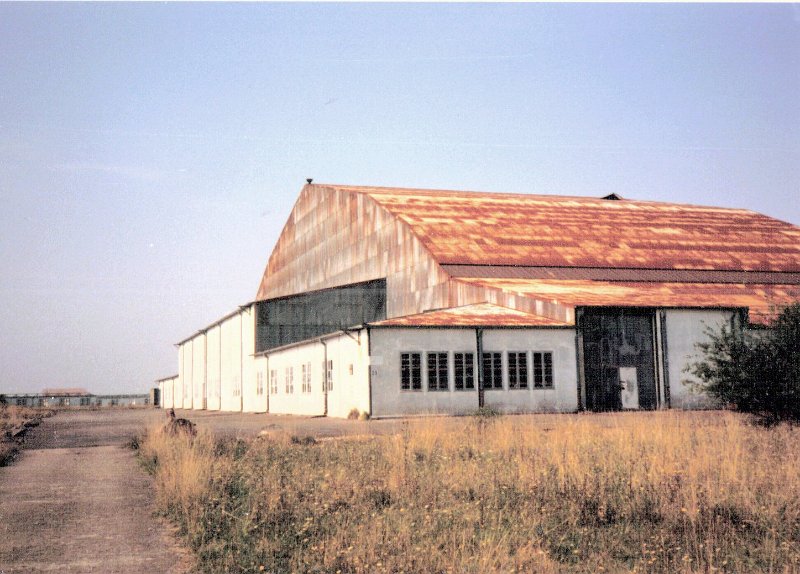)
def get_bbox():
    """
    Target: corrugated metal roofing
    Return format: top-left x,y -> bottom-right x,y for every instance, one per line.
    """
368,303 -> 571,327
458,278 -> 800,324
322,184 -> 800,273
441,264 -> 800,285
